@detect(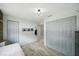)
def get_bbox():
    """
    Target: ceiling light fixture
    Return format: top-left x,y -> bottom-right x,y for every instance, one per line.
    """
37,8 -> 41,16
